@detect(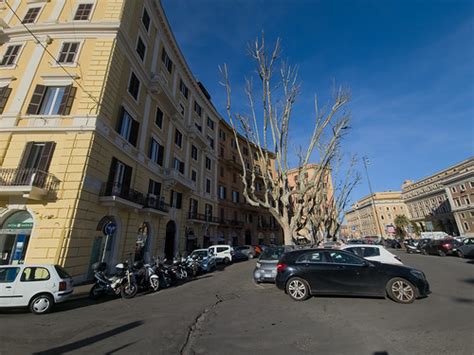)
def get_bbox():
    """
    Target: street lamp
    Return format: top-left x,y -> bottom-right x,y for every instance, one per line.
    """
362,157 -> 384,240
